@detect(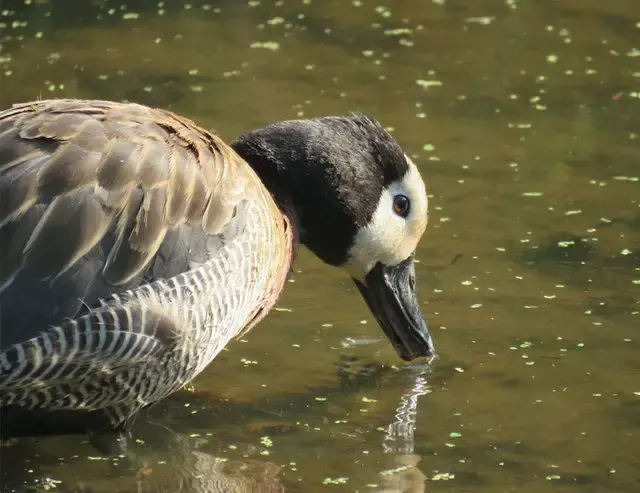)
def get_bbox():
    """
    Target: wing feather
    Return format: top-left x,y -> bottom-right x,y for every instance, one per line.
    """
21,188 -> 112,280
0,98 -> 255,291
